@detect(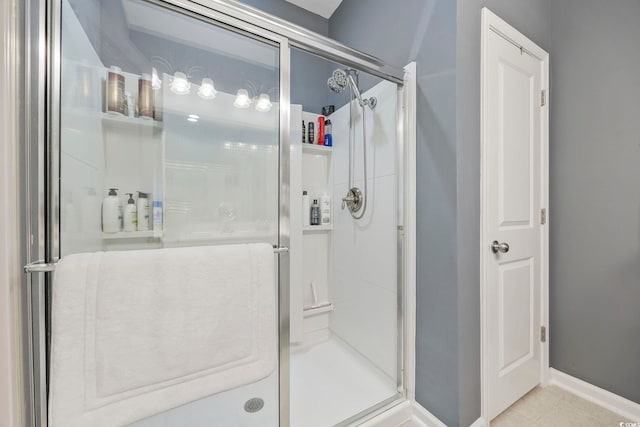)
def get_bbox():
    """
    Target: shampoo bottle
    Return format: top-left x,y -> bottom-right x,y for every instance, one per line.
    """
321,193 -> 331,225
302,191 -> 310,226
324,119 -> 332,147
317,116 -> 325,145
137,191 -> 149,231
102,188 -> 123,233
123,193 -> 138,232
310,199 -> 320,226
